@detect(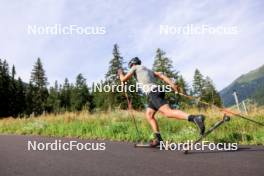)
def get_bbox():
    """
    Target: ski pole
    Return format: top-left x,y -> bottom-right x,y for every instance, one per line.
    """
175,91 -> 264,127
122,82 -> 141,142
